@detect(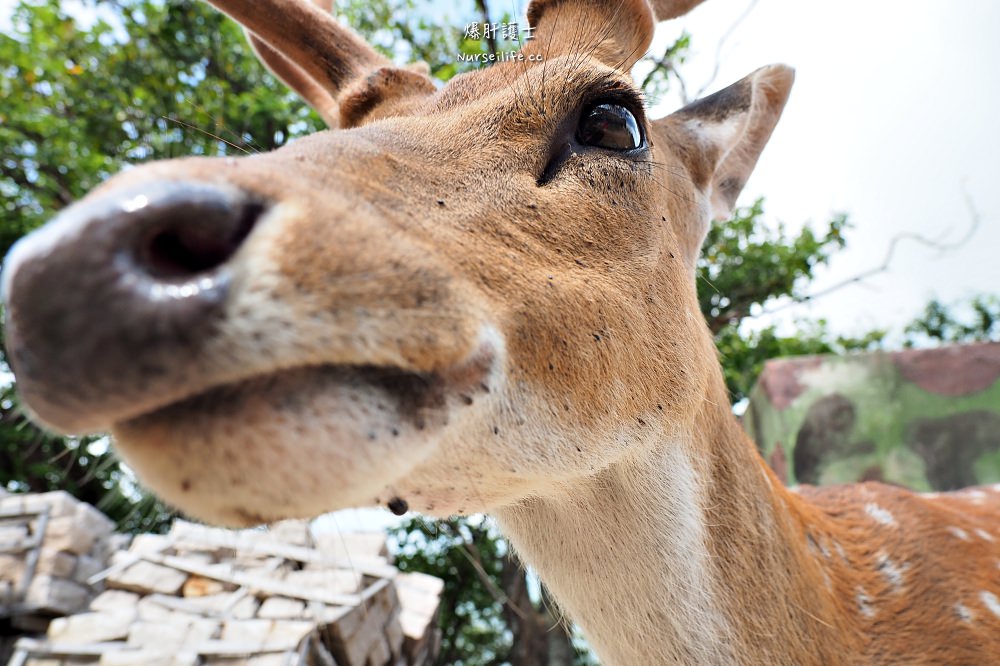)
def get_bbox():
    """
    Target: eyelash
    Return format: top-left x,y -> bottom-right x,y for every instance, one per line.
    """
536,90 -> 648,186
